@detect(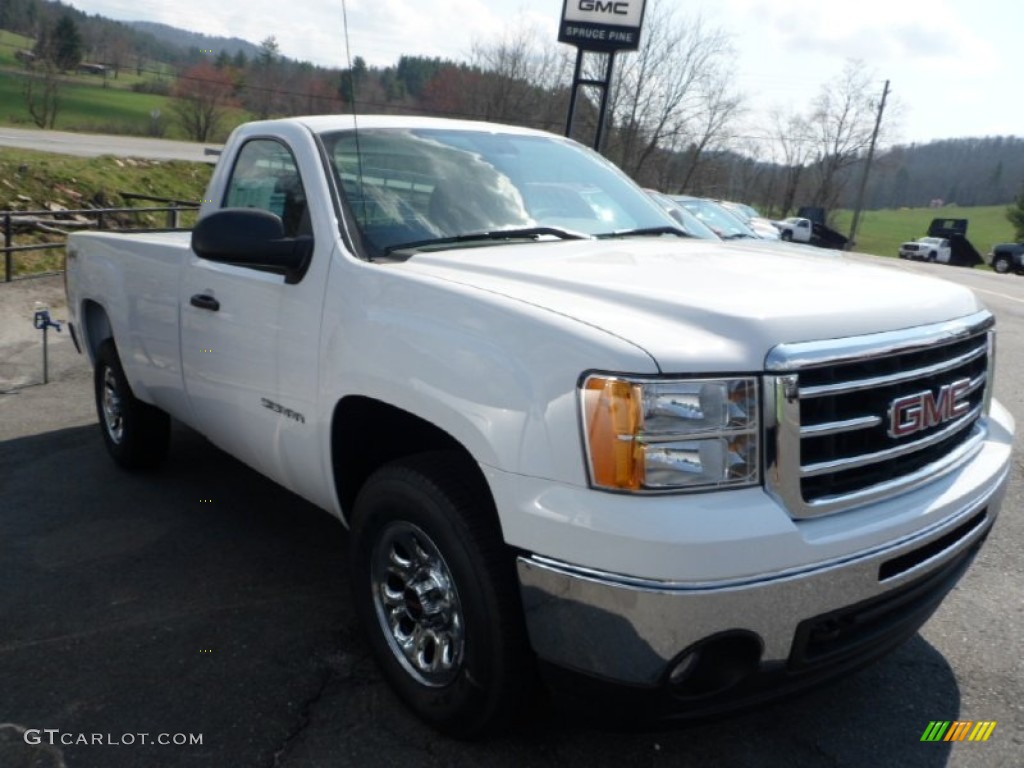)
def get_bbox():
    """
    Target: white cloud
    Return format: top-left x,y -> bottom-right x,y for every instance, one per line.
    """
725,0 -> 996,75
